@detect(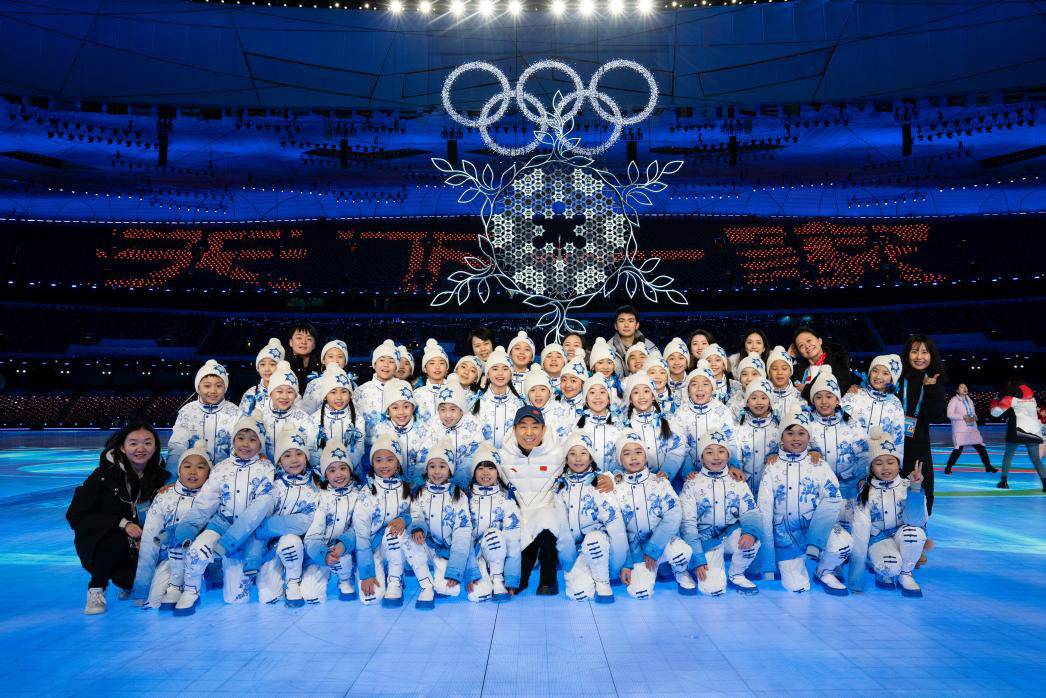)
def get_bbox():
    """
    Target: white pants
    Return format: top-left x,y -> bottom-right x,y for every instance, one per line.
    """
257,534 -> 305,604
406,542 -> 463,597
301,551 -> 355,604
778,525 -> 853,593
359,530 -> 430,605
869,526 -> 926,578
564,531 -> 612,601
627,537 -> 692,600
698,528 -> 761,596
478,528 -> 507,579
183,530 -> 251,604
142,546 -> 185,608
